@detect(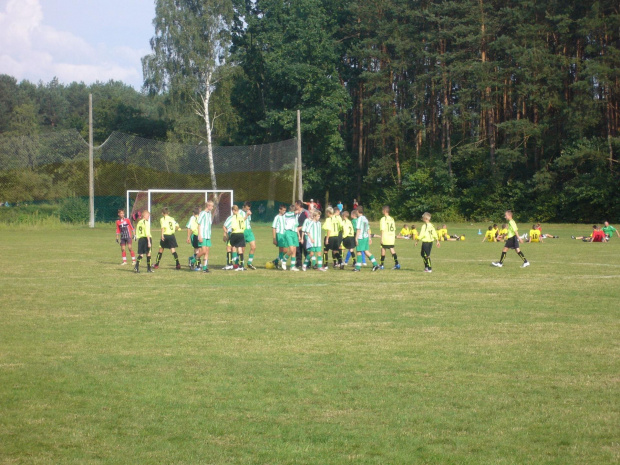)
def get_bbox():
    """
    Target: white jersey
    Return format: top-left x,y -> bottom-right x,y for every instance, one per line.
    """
303,218 -> 322,248
284,211 -> 296,231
